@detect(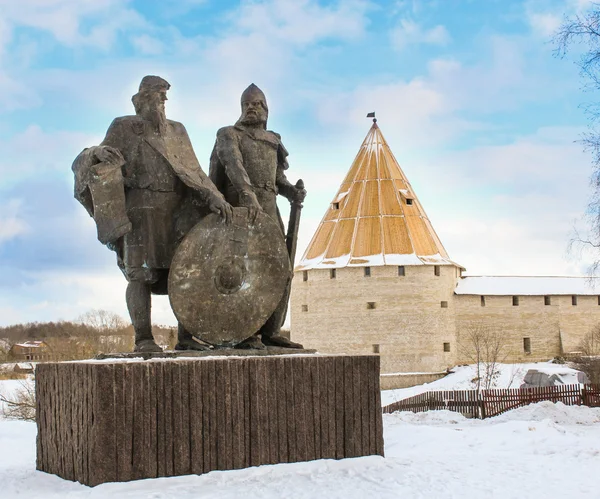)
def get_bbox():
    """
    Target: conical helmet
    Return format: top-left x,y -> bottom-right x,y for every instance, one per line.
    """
238,83 -> 269,128
241,83 -> 267,106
